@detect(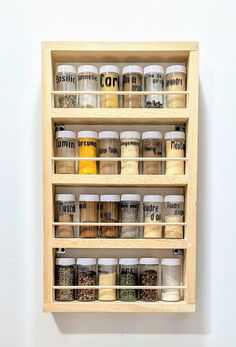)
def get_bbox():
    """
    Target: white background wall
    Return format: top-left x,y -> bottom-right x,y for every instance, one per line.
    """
1,0 -> 236,346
